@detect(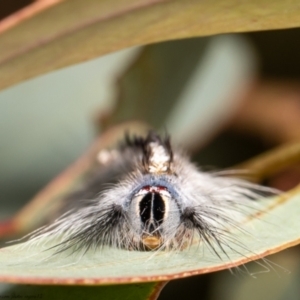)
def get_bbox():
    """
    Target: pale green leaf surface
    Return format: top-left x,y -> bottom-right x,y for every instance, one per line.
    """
1,0 -> 300,91
0,188 -> 299,285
